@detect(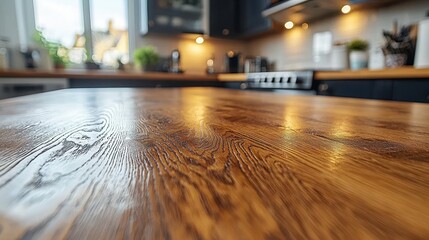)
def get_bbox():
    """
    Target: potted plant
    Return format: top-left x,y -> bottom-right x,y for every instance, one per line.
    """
134,46 -> 159,72
34,30 -> 69,69
347,39 -> 369,70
